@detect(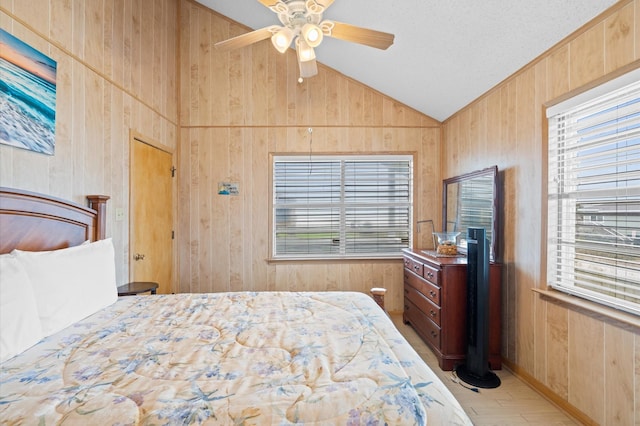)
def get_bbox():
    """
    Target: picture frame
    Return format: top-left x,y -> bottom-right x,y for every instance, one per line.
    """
0,29 -> 57,155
